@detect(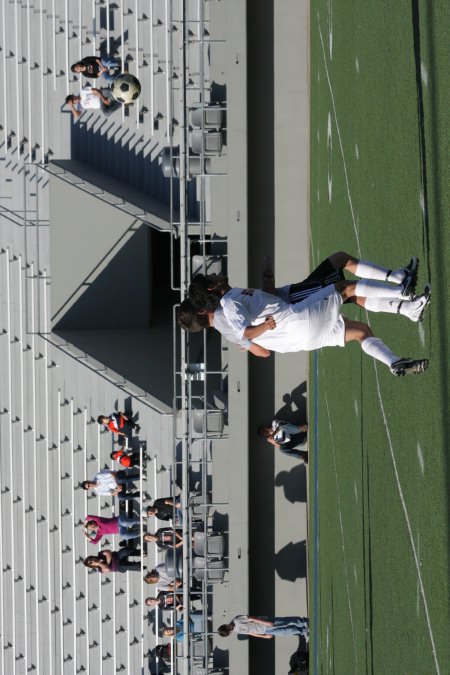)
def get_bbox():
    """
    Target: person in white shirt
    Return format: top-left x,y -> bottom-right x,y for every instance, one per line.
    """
65,86 -> 118,120
182,260 -> 431,376
144,564 -> 181,593
81,469 -> 139,500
